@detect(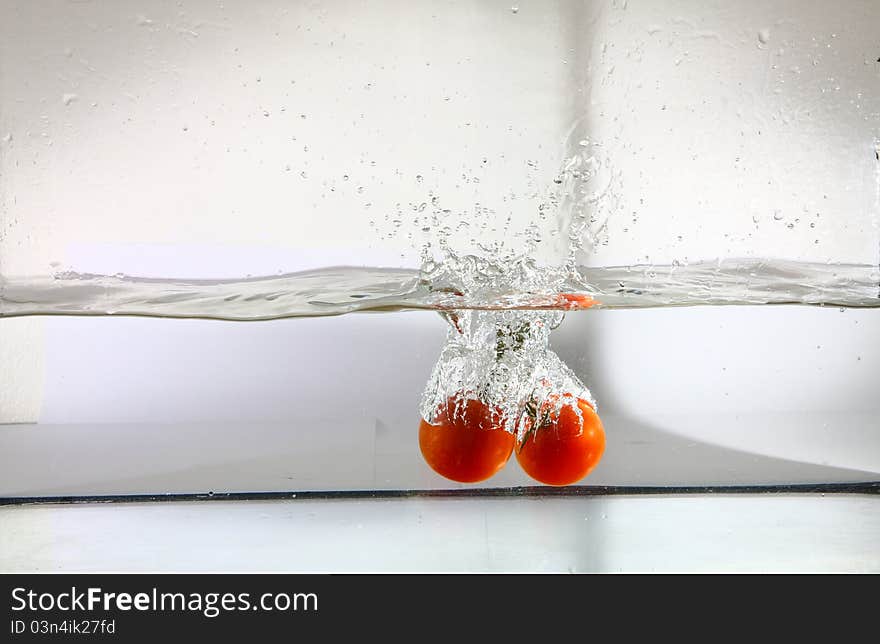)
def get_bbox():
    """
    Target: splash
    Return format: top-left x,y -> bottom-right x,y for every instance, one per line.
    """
419,309 -> 596,439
